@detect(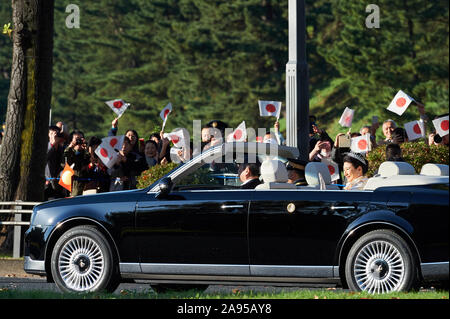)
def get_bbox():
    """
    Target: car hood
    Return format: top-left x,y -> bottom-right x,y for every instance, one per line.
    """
30,189 -> 147,227
35,188 -> 145,211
